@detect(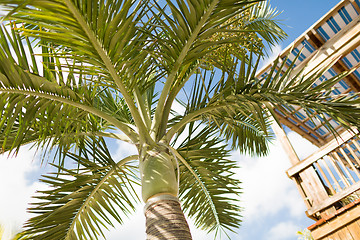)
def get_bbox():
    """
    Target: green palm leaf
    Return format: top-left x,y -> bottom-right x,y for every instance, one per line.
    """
254,54 -> 360,134
173,127 -> 241,235
1,0 -> 154,143
246,1 -> 286,46
168,59 -> 273,156
23,137 -> 139,240
0,24 -> 138,156
151,0 -> 278,140
167,51 -> 360,148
